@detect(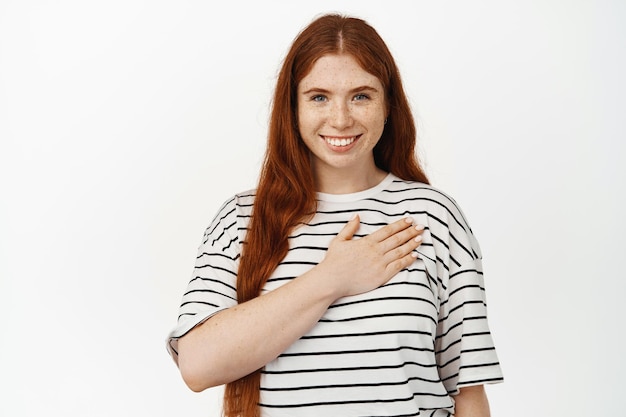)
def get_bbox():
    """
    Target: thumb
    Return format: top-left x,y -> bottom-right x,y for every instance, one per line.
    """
337,214 -> 360,241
